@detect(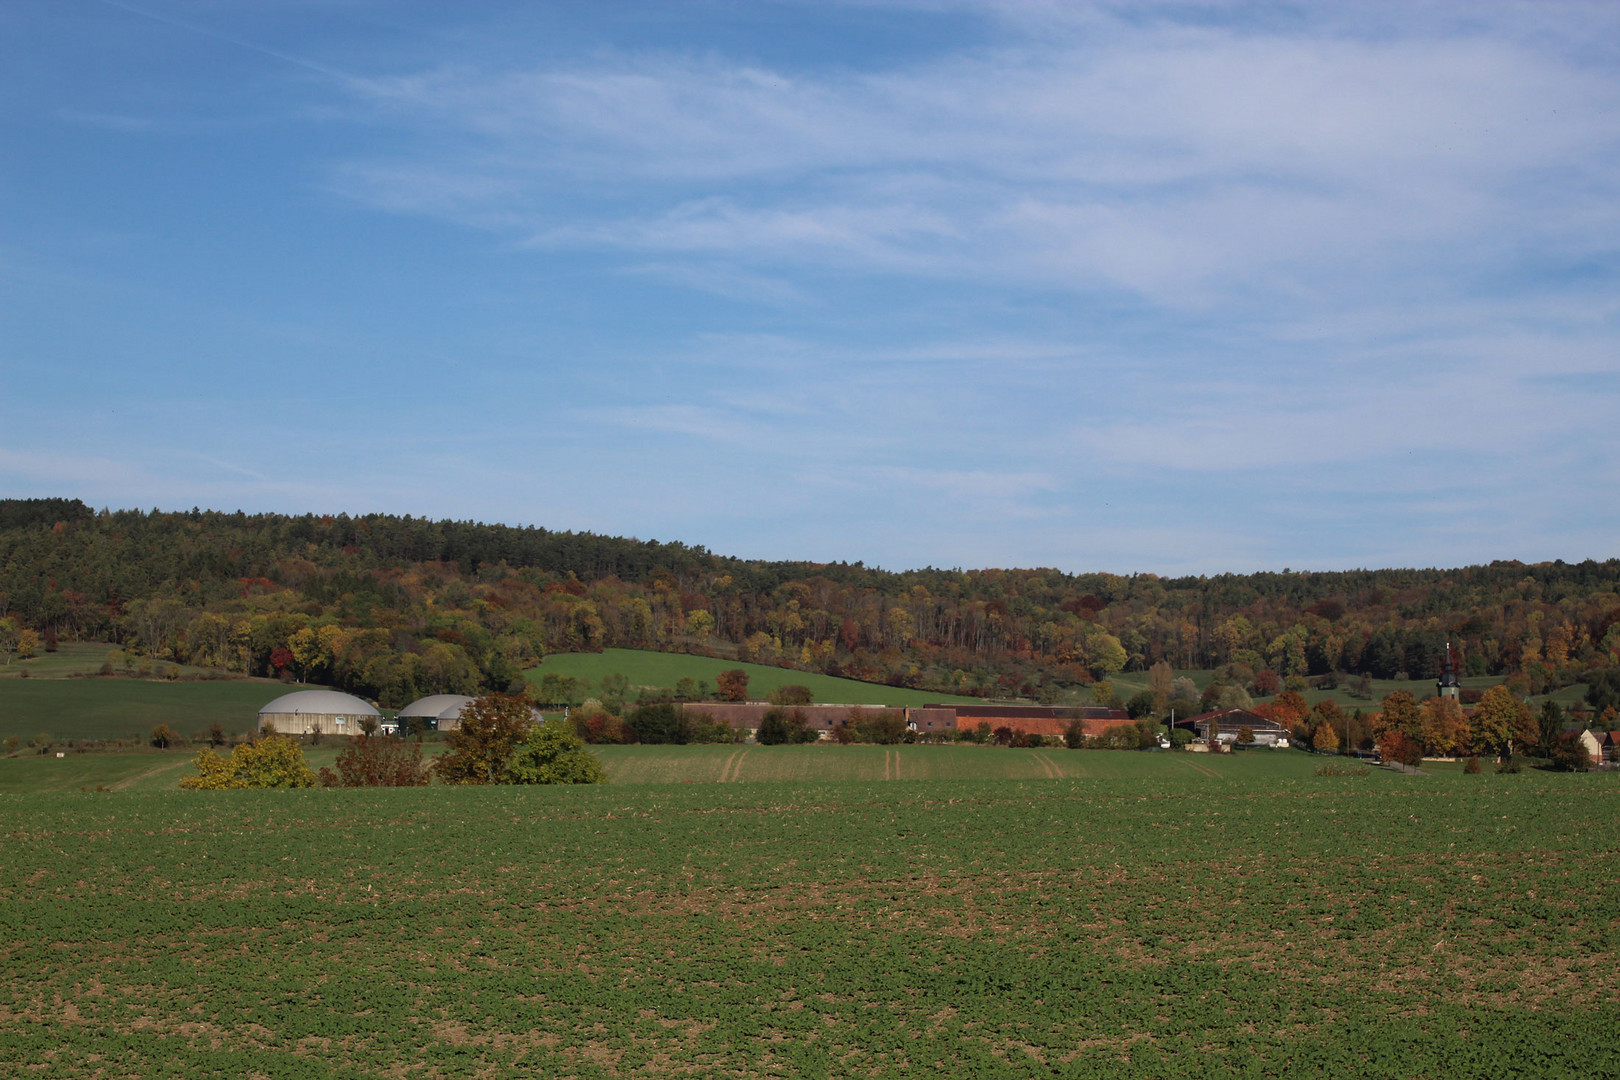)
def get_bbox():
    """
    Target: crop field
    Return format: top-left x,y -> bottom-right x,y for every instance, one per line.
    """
3,764 -> 1618,1078
591,743 -> 1333,786
0,677 -> 283,743
529,648 -> 979,706
0,745 -> 359,795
